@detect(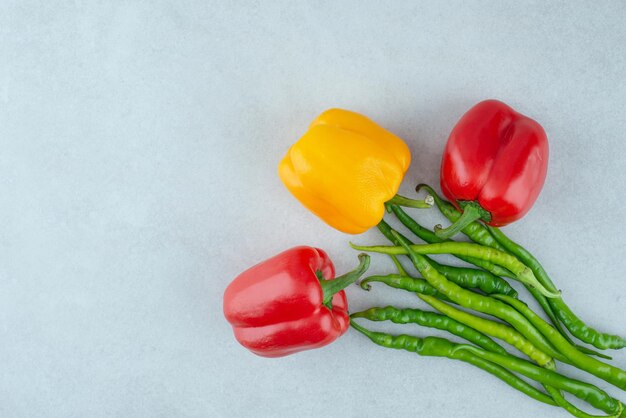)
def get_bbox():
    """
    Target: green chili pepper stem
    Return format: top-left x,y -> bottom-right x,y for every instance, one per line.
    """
388,254 -> 408,276
387,193 -> 434,209
349,241 -> 560,299
386,204 -> 517,279
319,254 -> 370,306
492,294 -> 626,391
486,225 -> 626,351
434,201 -> 485,240
349,320 -> 557,407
